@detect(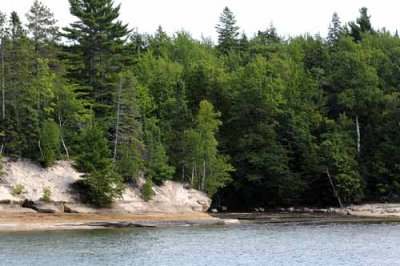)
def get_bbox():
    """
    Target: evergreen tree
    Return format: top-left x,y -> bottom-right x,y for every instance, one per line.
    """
26,0 -> 59,60
113,71 -> 144,180
63,0 -> 130,117
216,7 -> 240,54
349,7 -> 373,42
327,12 -> 342,49
75,118 -> 123,206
